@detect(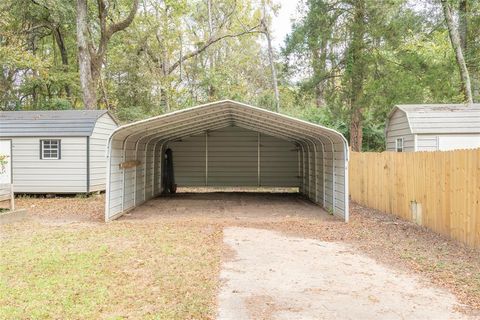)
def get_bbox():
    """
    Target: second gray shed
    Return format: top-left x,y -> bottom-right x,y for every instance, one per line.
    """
0,110 -> 118,193
386,104 -> 480,152
105,100 -> 349,222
